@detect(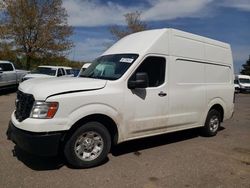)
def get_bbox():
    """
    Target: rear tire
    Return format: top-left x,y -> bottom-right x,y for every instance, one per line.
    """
201,109 -> 221,137
64,122 -> 111,168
